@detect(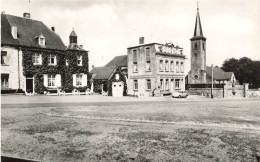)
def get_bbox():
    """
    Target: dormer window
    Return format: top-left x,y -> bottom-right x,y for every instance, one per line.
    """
37,34 -> 45,46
